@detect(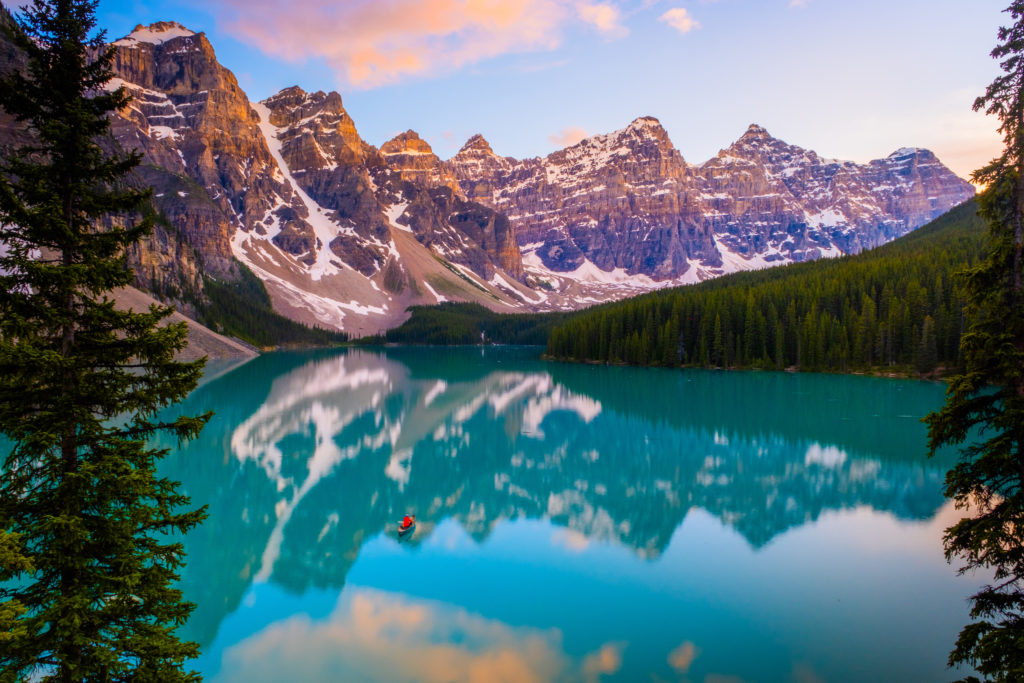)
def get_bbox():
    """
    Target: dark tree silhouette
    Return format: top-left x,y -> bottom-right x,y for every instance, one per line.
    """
926,2 -> 1024,680
0,1 -> 208,679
